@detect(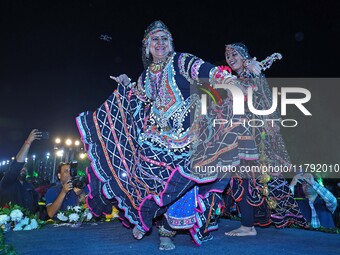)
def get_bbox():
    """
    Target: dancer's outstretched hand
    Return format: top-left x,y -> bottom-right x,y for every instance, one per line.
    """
110,74 -> 131,86
246,57 -> 261,76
